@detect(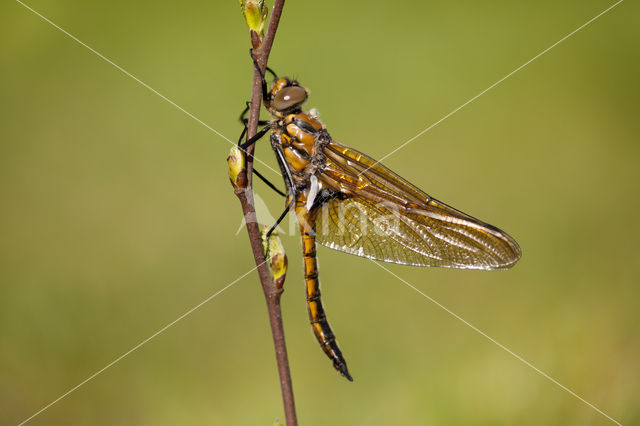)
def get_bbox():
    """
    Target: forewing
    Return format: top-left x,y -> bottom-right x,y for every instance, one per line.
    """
314,141 -> 521,270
